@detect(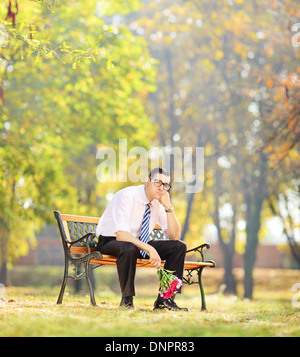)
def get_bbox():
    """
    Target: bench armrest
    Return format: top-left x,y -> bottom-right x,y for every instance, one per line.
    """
66,232 -> 96,250
186,243 -> 211,262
